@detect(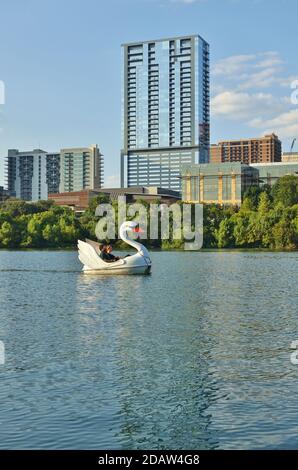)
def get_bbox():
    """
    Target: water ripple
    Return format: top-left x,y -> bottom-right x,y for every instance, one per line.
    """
0,250 -> 297,449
